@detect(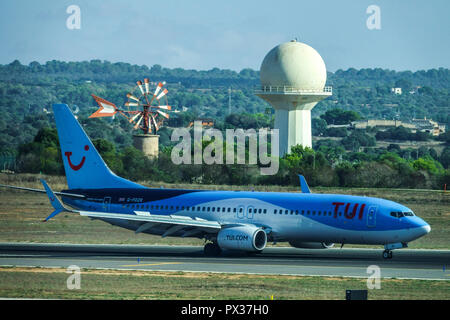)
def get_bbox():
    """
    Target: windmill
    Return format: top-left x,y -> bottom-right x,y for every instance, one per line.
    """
89,79 -> 172,134
89,78 -> 173,158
